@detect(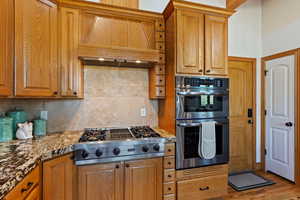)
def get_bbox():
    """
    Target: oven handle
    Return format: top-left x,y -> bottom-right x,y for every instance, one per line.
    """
177,91 -> 228,96
177,122 -> 224,127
